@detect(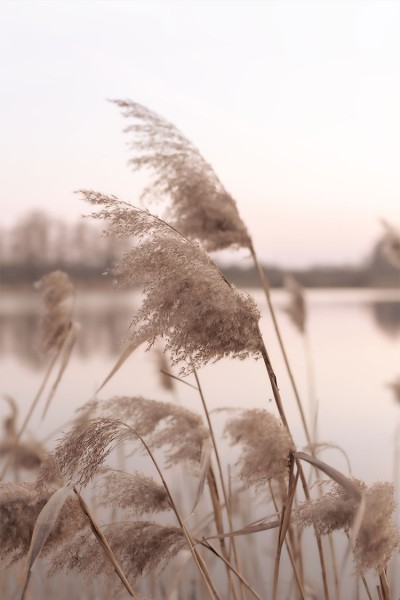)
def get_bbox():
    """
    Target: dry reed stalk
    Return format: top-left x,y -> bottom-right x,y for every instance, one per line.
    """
111,99 -> 335,595
200,539 -> 265,600
72,487 -> 138,598
258,335 -> 331,599
268,480 -> 305,600
124,425 -> 221,600
1,271 -> 76,482
283,275 -> 319,440
41,416 -> 220,598
272,470 -> 301,600
90,107 -> 329,594
360,575 -> 374,600
205,467 -> 241,600
379,570 -> 391,600
283,277 -> 341,598
0,397 -> 45,477
295,454 -> 399,577
191,362 -> 245,600
251,249 -> 312,446
0,350 -> 59,482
